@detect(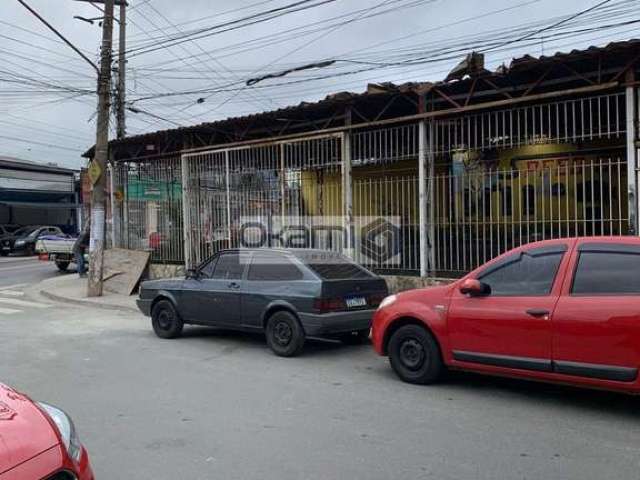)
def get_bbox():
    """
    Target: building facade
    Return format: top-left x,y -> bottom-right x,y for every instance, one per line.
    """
0,156 -> 79,233
95,41 -> 640,279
